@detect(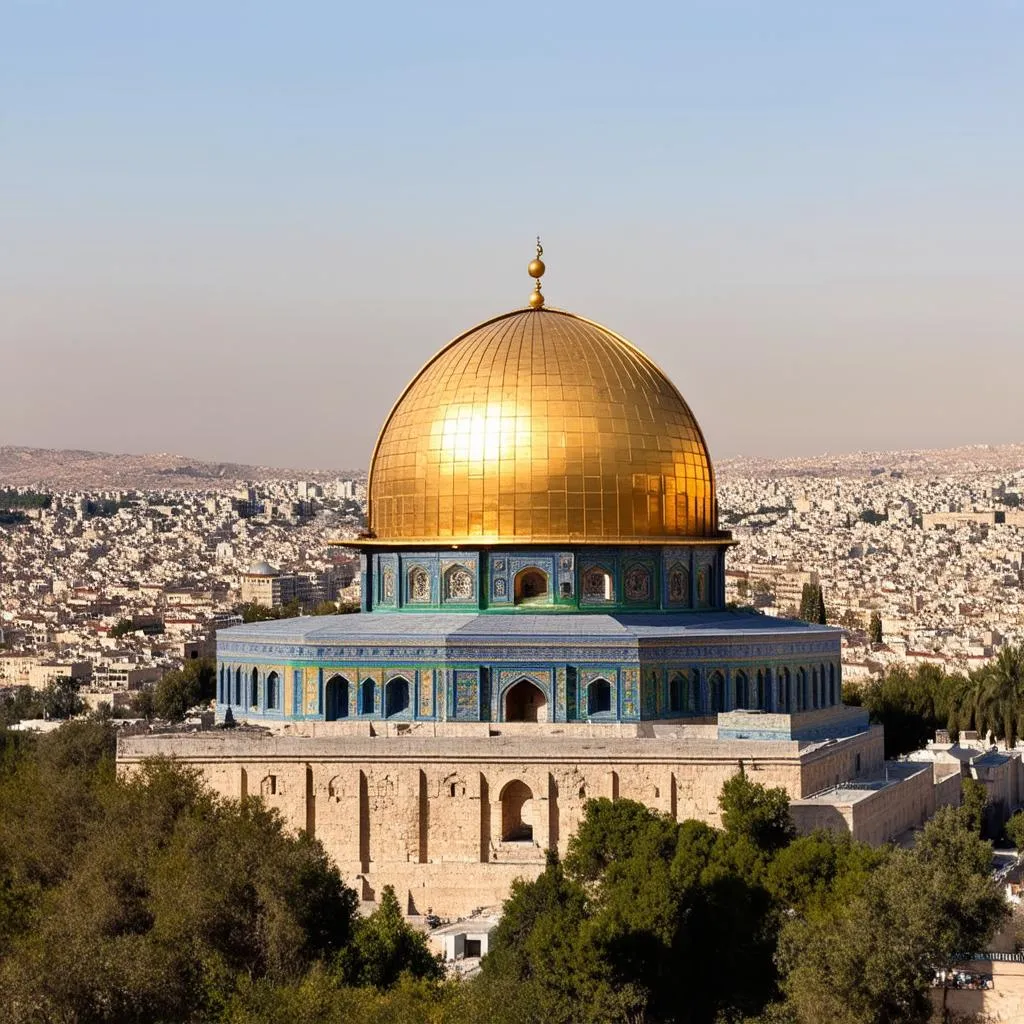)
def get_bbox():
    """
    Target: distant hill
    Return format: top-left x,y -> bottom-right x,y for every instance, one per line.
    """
0,447 -> 360,491
718,442 -> 1024,480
